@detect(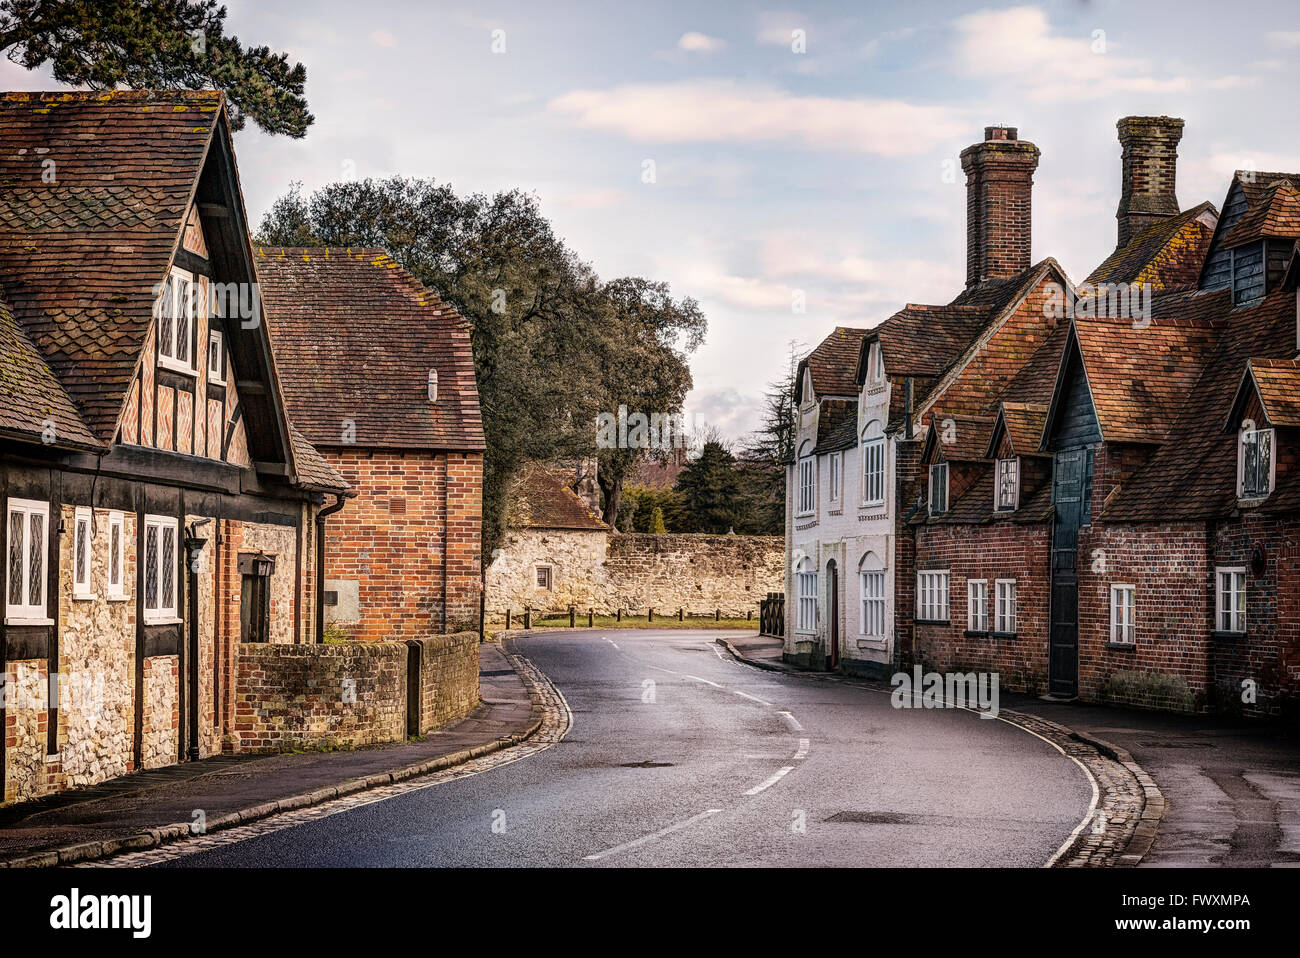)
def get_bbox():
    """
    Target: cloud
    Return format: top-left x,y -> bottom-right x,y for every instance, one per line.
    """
549,79 -> 964,156
548,188 -> 627,210
1209,75 -> 1259,90
369,29 -> 397,48
1265,30 -> 1300,47
952,6 -> 1189,101
678,31 -> 725,53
